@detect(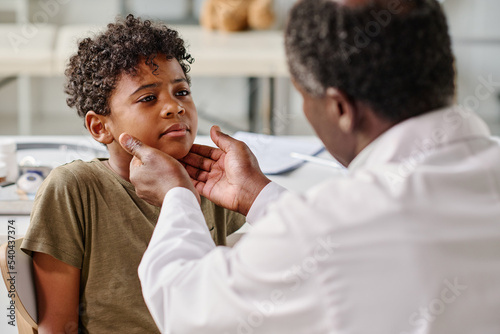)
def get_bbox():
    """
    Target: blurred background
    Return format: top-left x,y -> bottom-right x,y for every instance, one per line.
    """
0,0 -> 499,137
